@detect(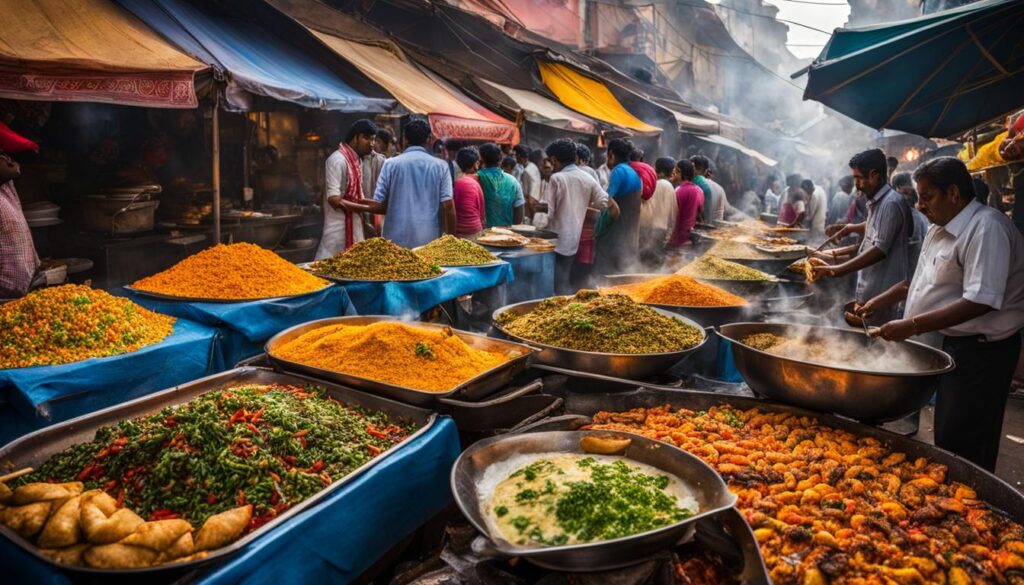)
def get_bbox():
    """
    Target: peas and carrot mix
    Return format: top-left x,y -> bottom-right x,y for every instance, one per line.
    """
0,284 -> 175,369
14,383 -> 415,532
